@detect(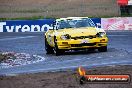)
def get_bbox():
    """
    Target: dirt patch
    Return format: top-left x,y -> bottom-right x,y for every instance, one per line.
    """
0,52 -> 45,68
0,0 -> 120,18
0,52 -> 14,62
0,65 -> 132,88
